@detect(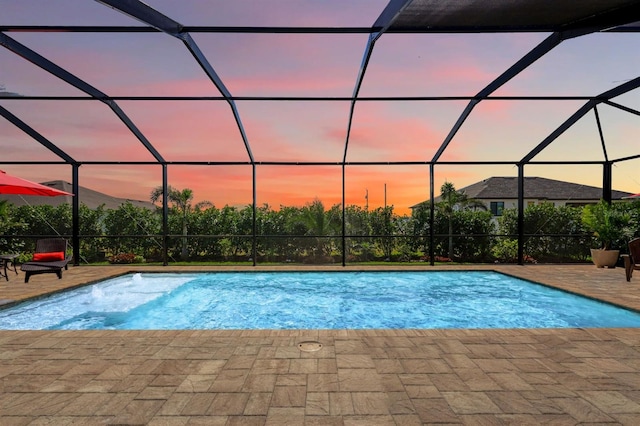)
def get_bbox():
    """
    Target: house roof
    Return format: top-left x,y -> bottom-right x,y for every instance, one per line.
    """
0,180 -> 156,210
411,176 -> 635,208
